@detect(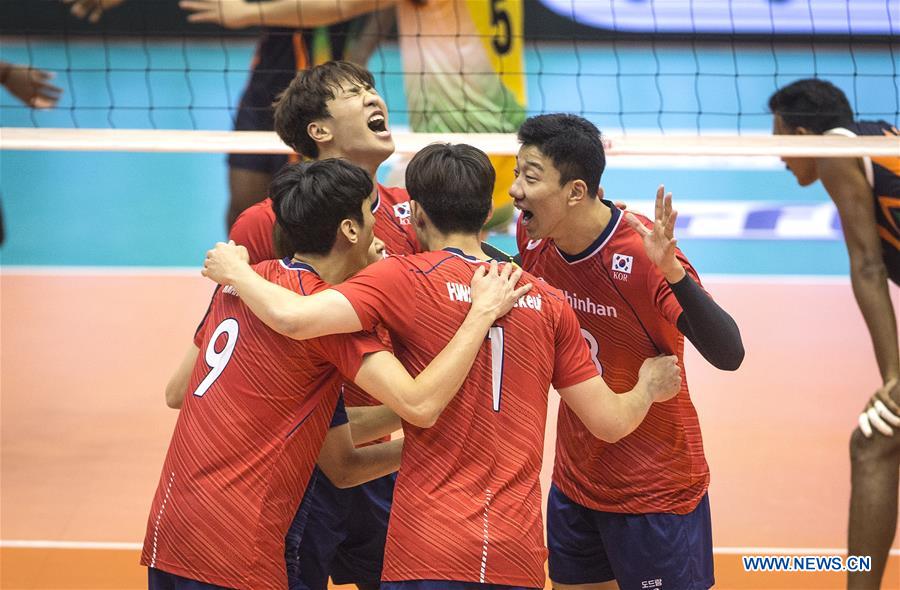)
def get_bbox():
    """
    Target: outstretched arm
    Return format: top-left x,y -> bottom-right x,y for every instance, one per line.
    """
820,158 -> 899,385
179,0 -> 397,29
624,186 -> 744,370
558,355 -> 682,443
352,262 -> 532,427
202,241 -> 363,339
818,157 -> 900,436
